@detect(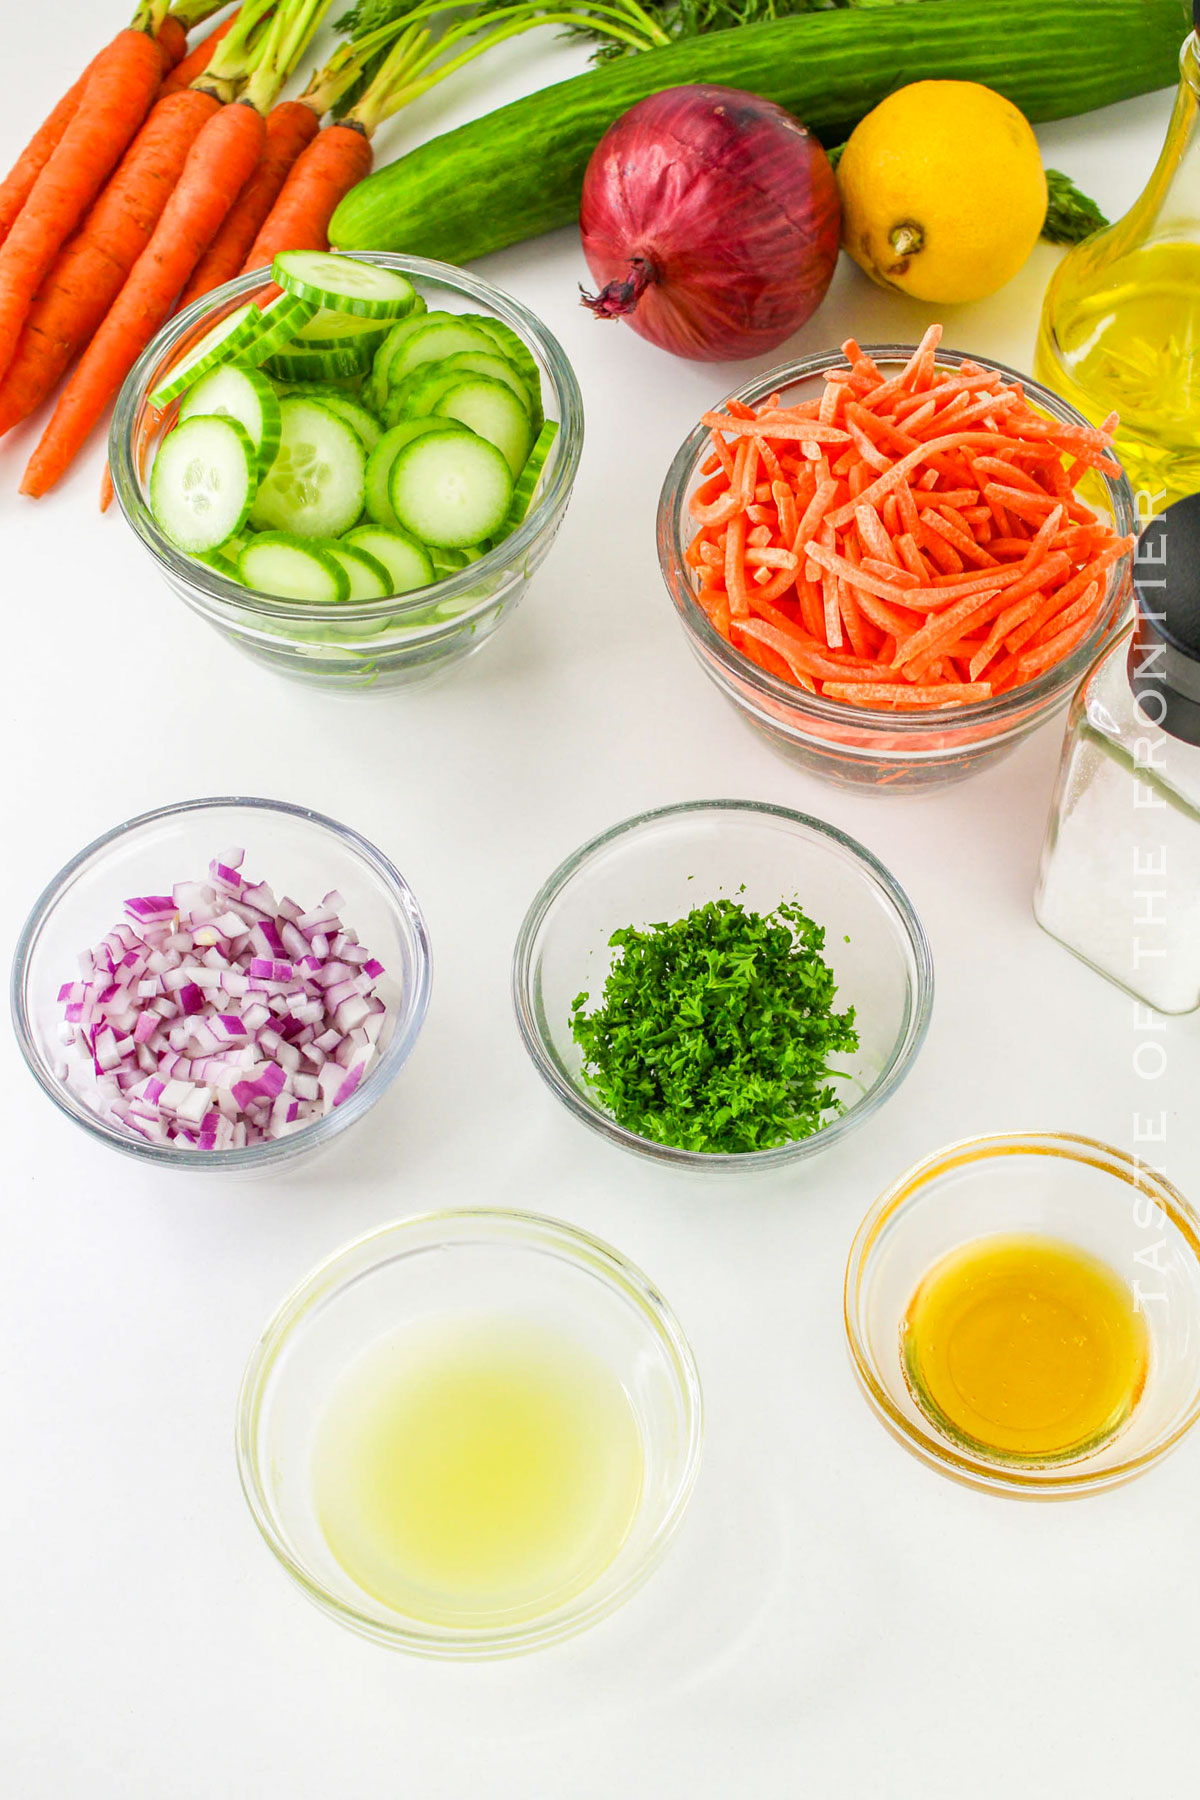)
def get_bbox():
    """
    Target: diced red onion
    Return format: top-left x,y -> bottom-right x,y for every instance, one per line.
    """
56,856 -> 392,1151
